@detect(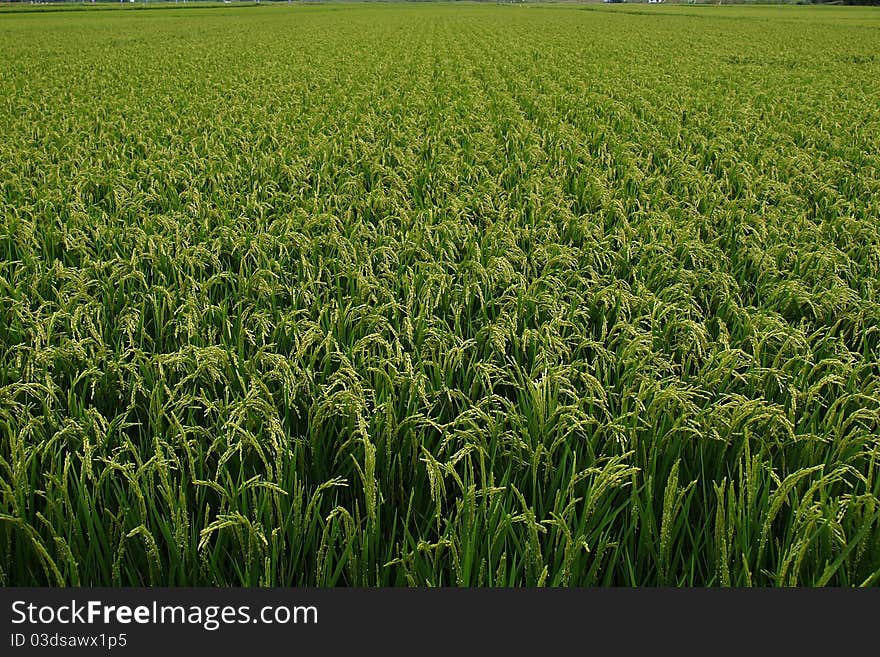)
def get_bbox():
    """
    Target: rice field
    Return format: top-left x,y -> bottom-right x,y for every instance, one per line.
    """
2,3 -> 880,587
